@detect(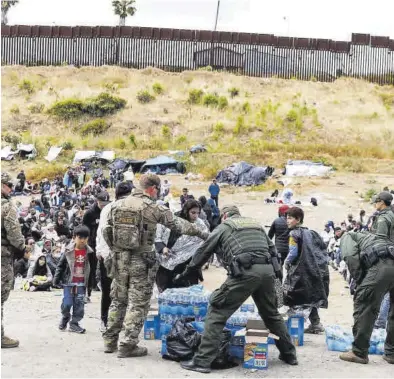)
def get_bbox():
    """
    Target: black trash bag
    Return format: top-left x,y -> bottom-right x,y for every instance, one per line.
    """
164,320 -> 201,362
211,329 -> 239,369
